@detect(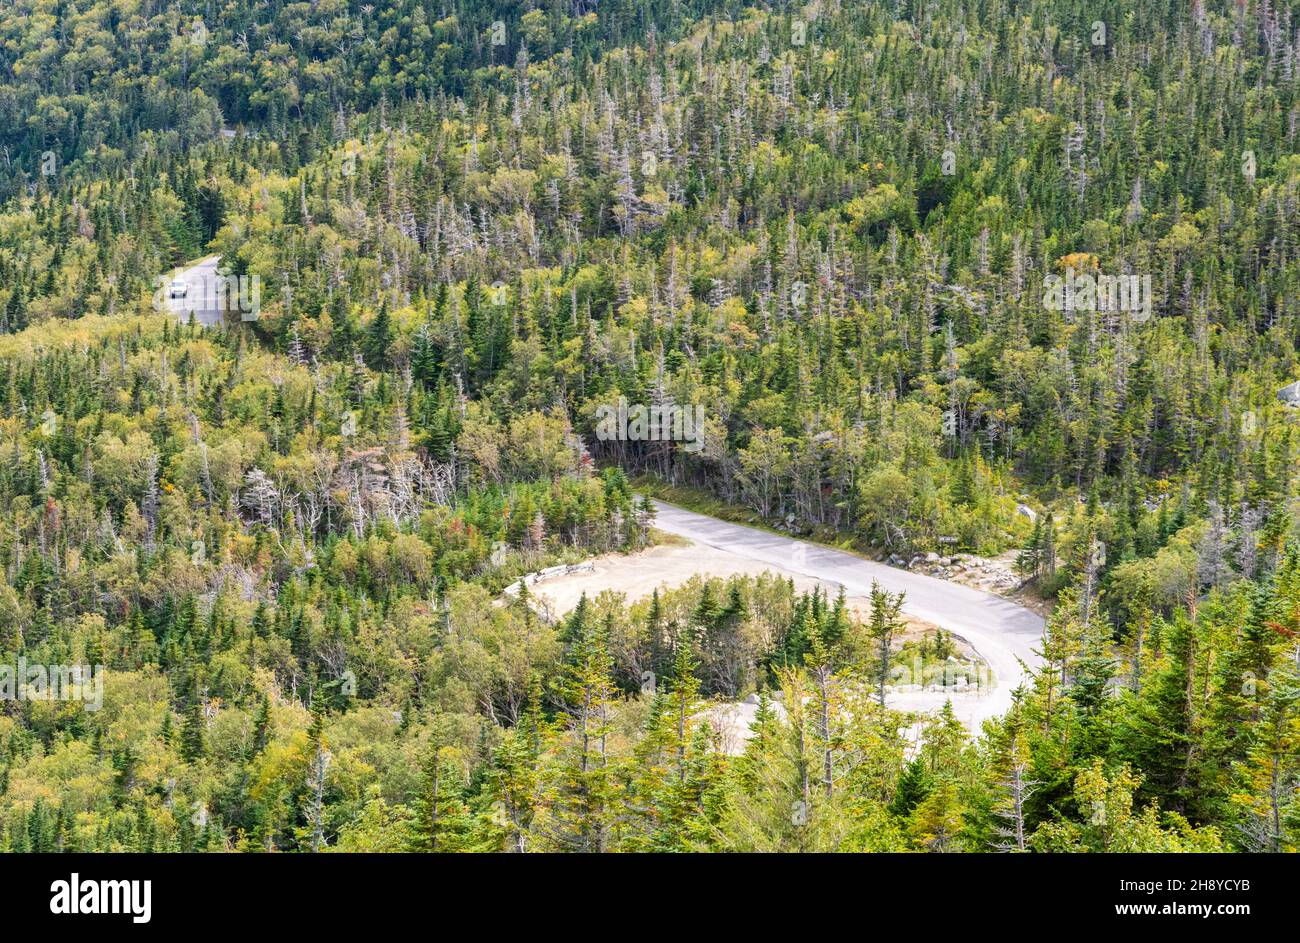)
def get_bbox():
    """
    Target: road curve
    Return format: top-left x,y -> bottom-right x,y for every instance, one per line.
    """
650,500 -> 1045,732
